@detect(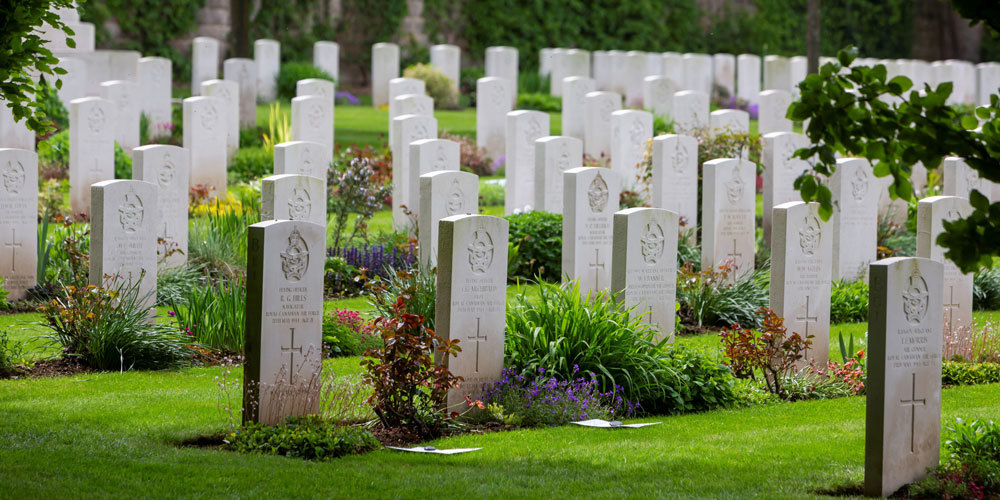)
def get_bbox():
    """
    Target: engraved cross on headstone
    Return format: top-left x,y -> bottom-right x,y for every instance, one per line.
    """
944,285 -> 960,334
796,295 -> 818,359
900,372 -> 926,454
589,248 -> 606,289
4,228 -> 21,272
466,318 -> 487,373
281,328 -> 303,384
161,222 -> 174,241
643,304 -> 654,325
726,238 -> 742,270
